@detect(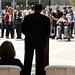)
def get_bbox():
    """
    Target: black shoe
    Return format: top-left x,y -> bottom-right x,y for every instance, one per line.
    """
71,36 -> 74,38
11,37 -> 14,39
16,37 -> 22,39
